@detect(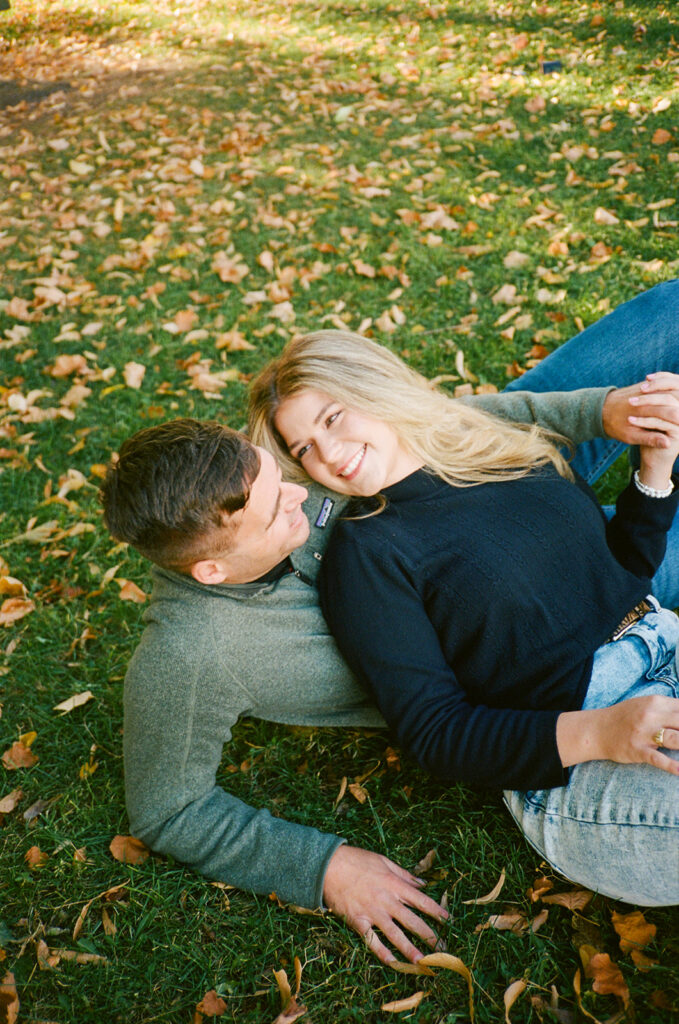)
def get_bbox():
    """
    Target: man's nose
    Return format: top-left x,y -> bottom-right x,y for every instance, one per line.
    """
282,482 -> 307,508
